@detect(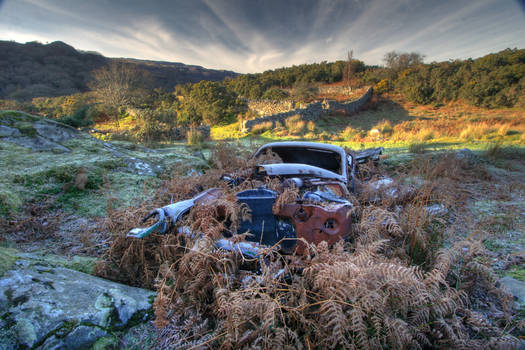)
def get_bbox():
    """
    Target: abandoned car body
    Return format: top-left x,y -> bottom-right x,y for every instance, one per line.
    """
128,142 -> 383,255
